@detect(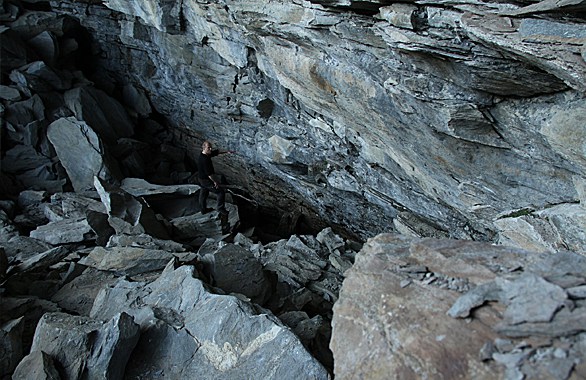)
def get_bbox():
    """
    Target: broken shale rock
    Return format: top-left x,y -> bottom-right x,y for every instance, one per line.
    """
29,311 -> 139,380
90,262 -> 331,379
331,234 -> 586,379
